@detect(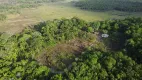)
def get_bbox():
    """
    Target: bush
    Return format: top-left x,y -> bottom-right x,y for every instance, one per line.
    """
0,14 -> 6,21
